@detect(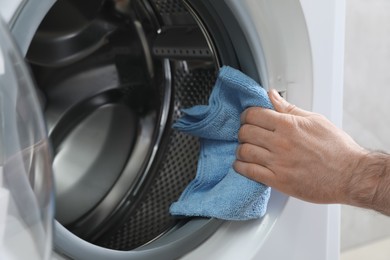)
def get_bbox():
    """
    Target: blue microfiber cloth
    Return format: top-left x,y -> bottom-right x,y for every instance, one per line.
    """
169,66 -> 273,220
